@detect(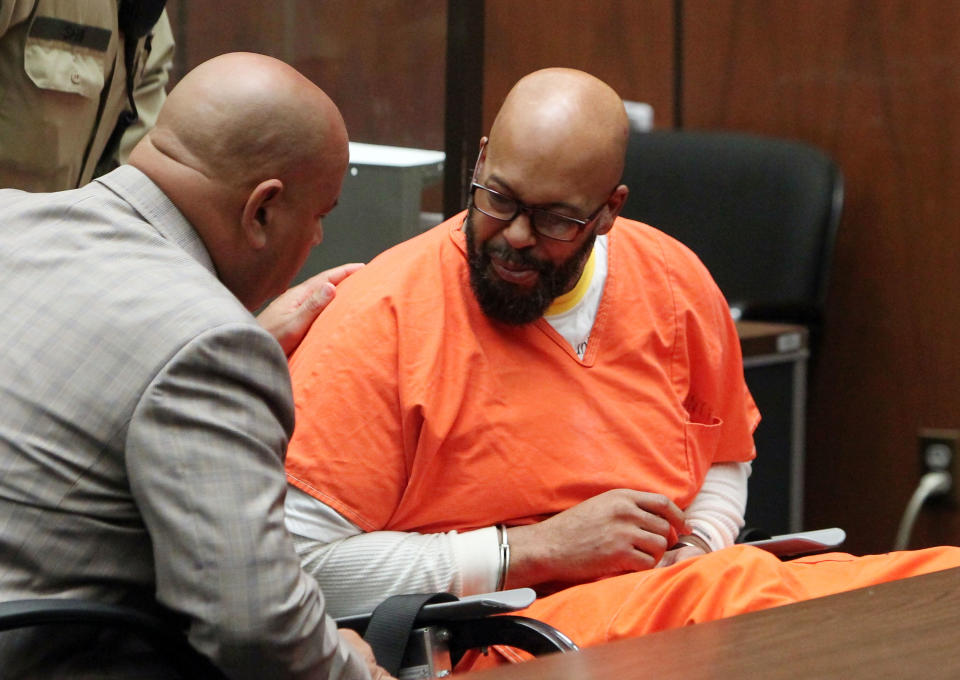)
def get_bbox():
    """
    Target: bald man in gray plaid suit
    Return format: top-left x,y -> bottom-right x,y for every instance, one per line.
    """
0,53 -> 390,680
